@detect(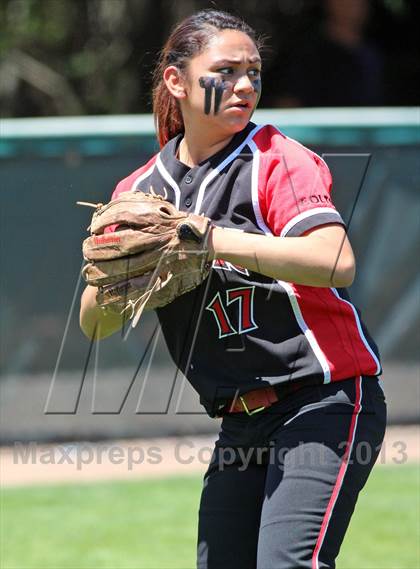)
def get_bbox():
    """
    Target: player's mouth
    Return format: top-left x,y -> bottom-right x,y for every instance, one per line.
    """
227,100 -> 252,111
